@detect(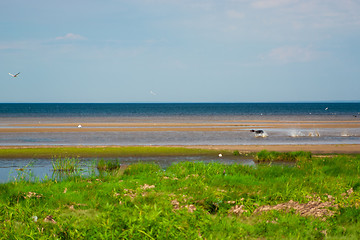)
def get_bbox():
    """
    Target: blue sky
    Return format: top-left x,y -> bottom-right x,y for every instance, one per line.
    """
1,0 -> 360,103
